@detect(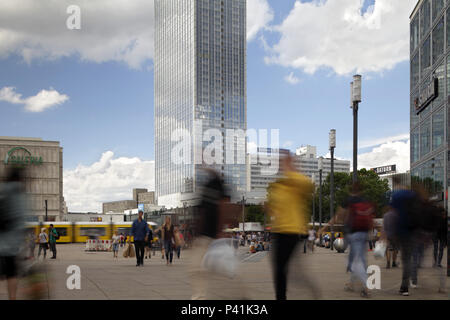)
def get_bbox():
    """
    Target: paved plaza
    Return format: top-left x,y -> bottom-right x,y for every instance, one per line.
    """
0,243 -> 448,300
